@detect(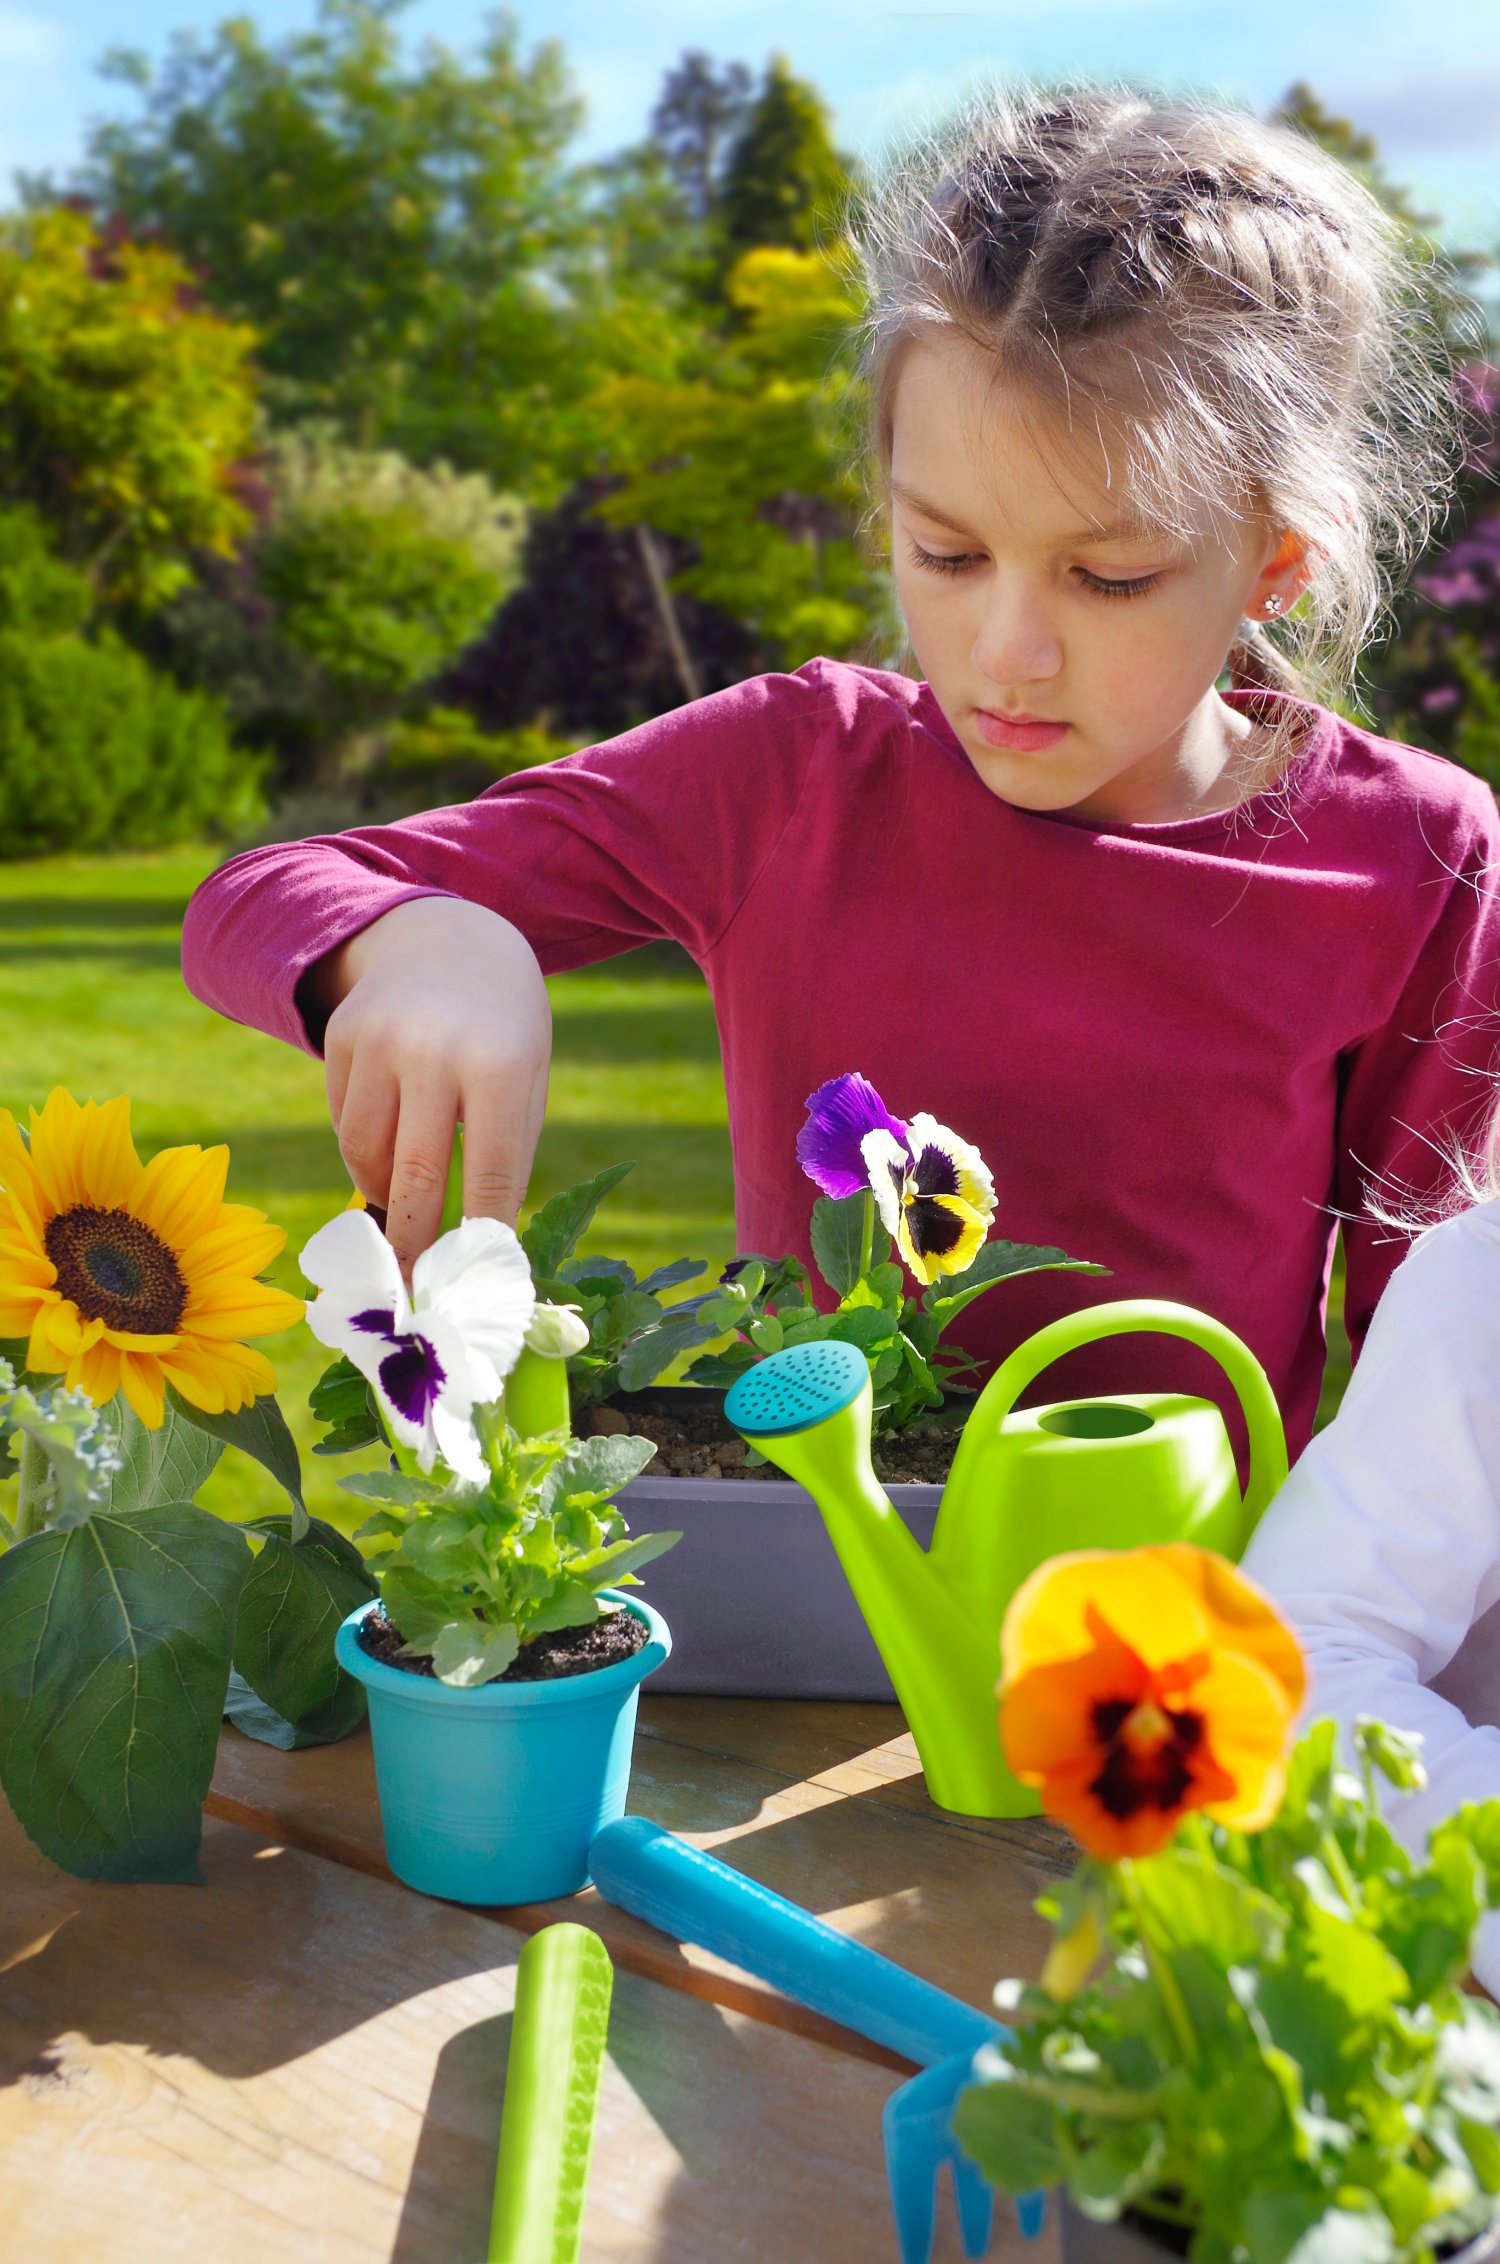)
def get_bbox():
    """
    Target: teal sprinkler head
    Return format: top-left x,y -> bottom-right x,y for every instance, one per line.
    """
726,1301 -> 1289,1820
